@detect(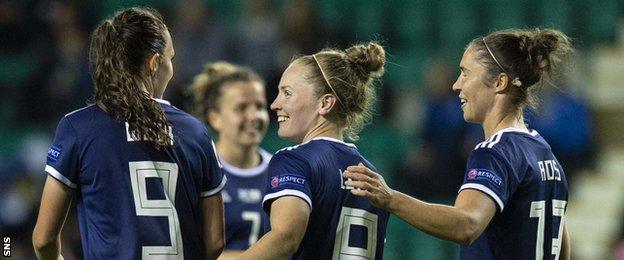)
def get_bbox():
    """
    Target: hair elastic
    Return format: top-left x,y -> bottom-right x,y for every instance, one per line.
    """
312,54 -> 345,107
482,38 -> 522,87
